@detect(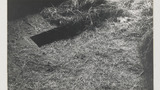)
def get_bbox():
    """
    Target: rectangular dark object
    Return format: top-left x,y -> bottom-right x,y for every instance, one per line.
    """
30,22 -> 86,47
